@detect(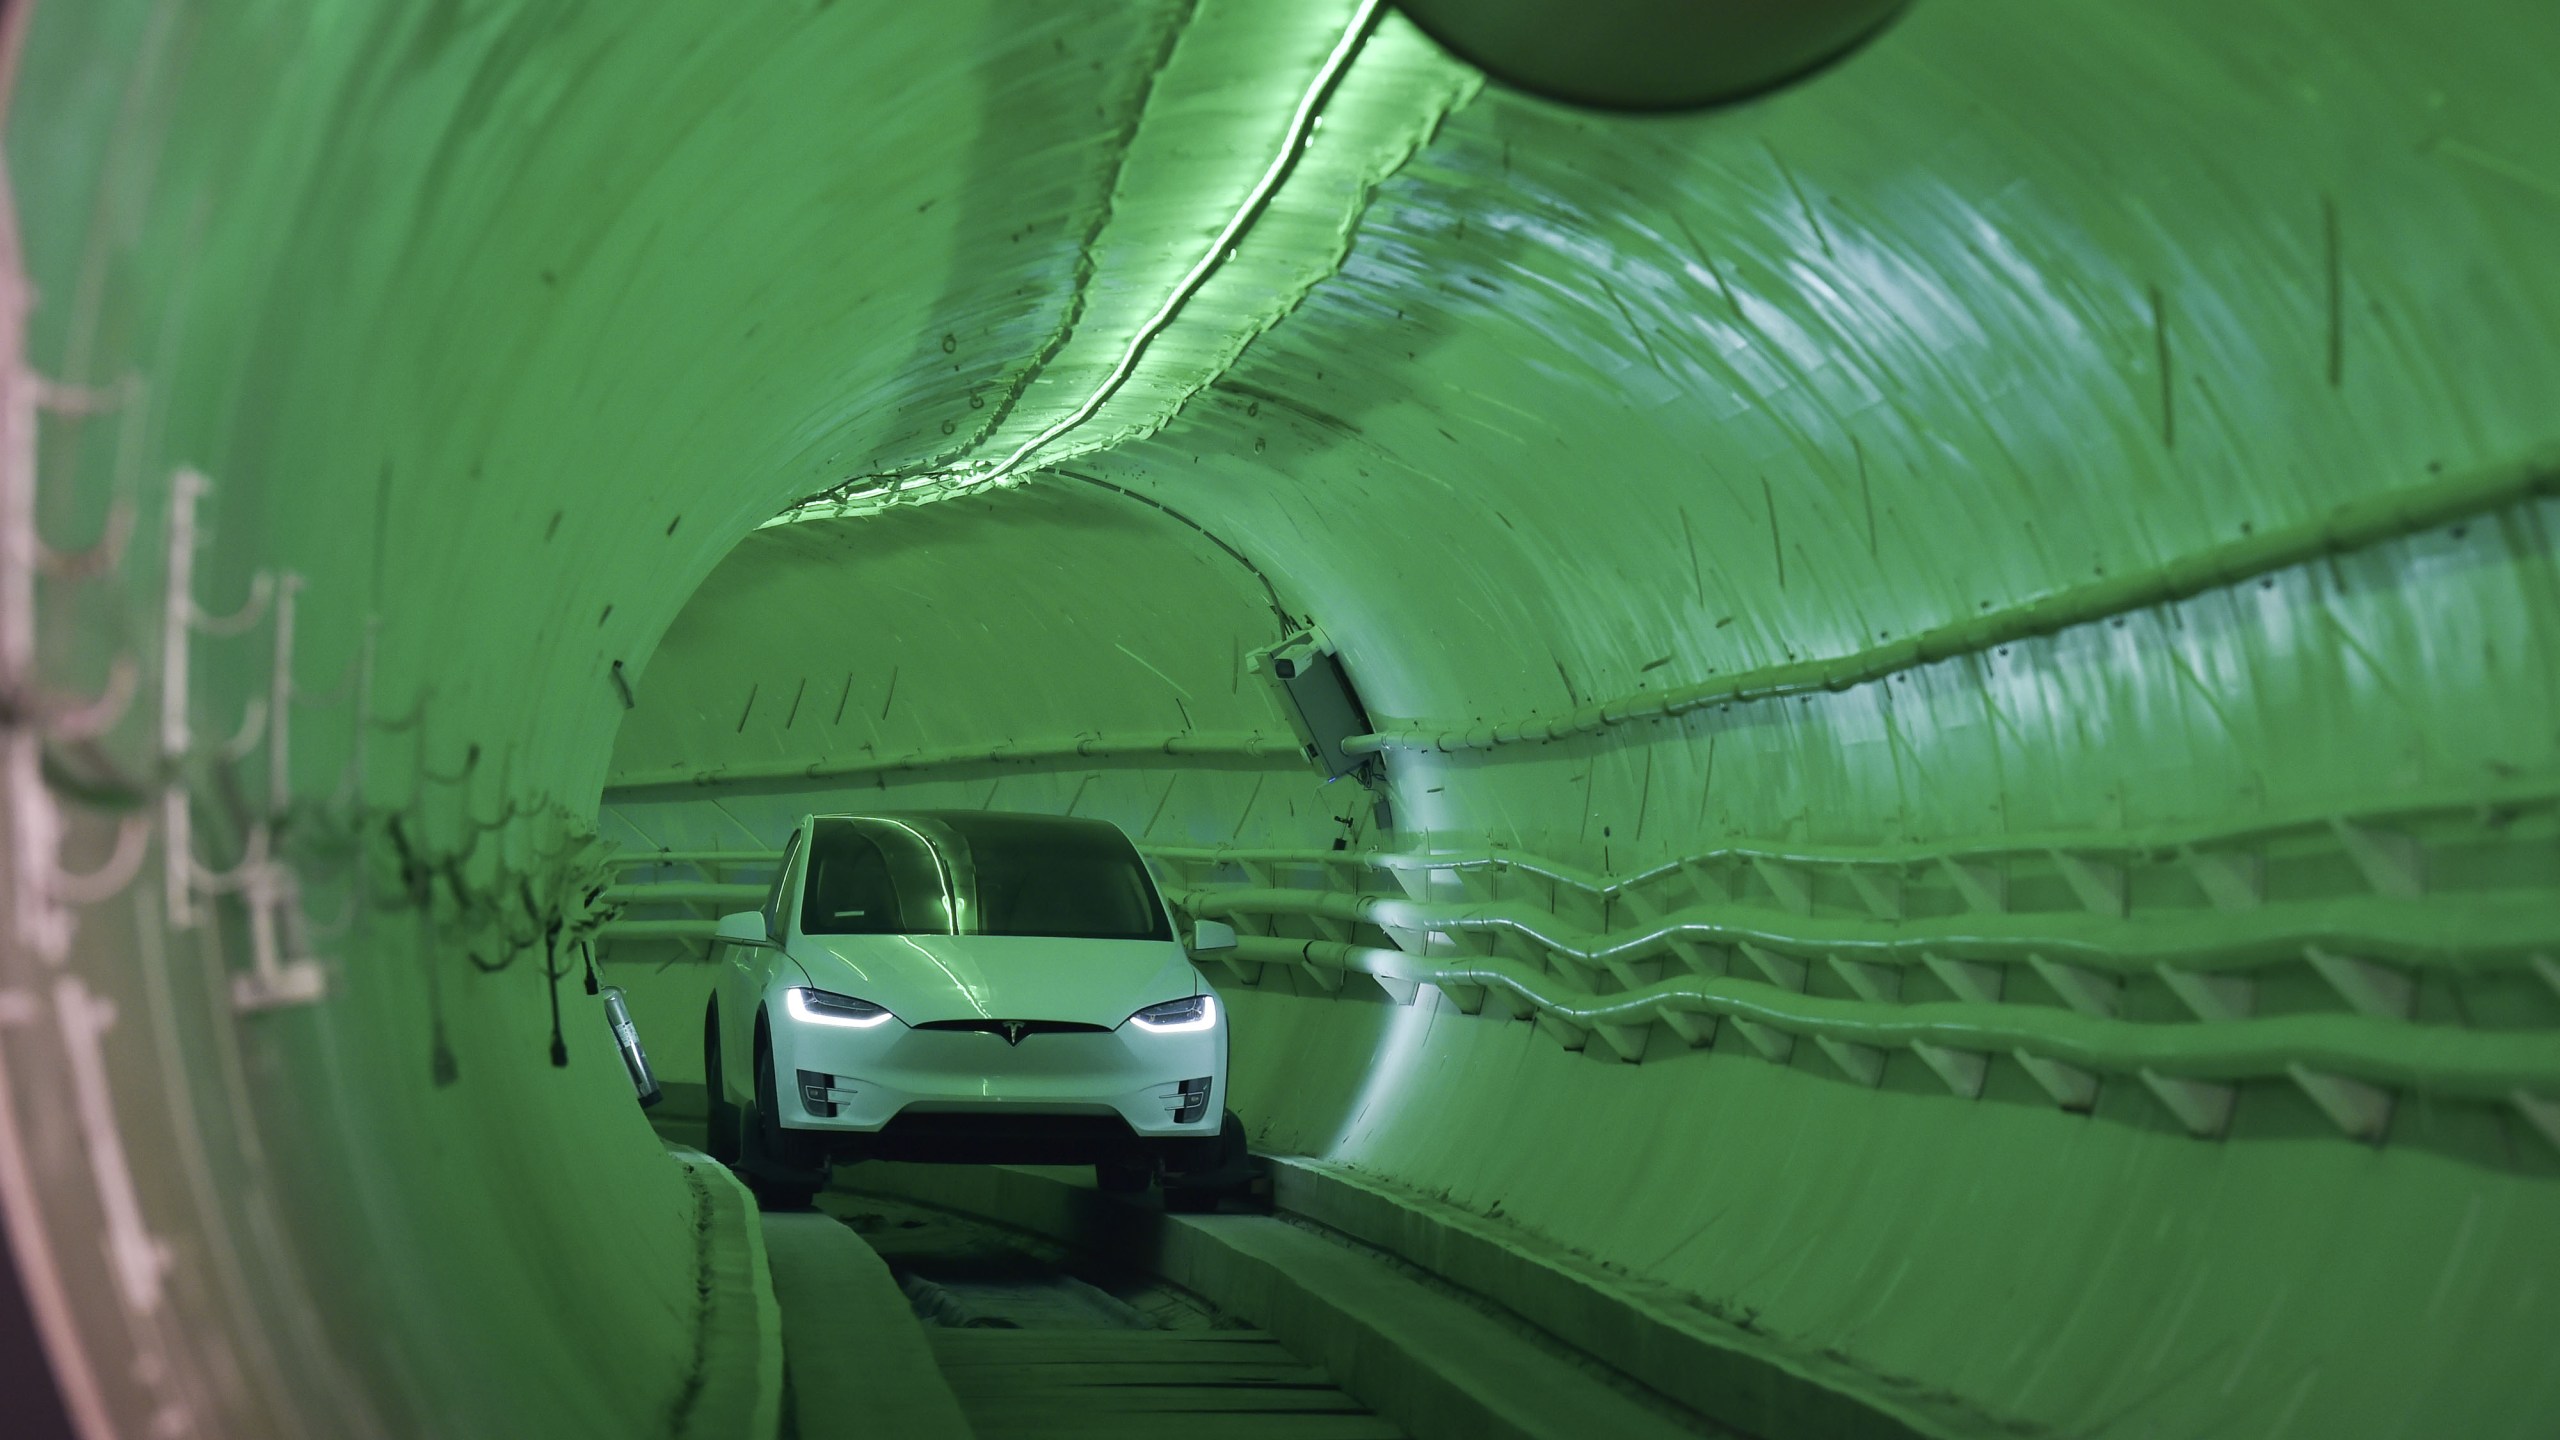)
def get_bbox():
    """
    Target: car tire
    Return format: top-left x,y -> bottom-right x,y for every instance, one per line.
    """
1162,1111 -> 1249,1211
703,1006 -> 740,1166
1094,1160 -> 1152,1194
741,1016 -> 824,1210
1168,1111 -> 1248,1182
